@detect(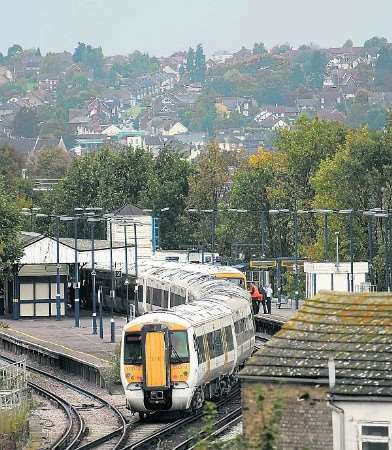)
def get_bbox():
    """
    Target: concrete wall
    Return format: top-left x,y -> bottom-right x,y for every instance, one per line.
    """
332,401 -> 392,450
241,381 -> 333,450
